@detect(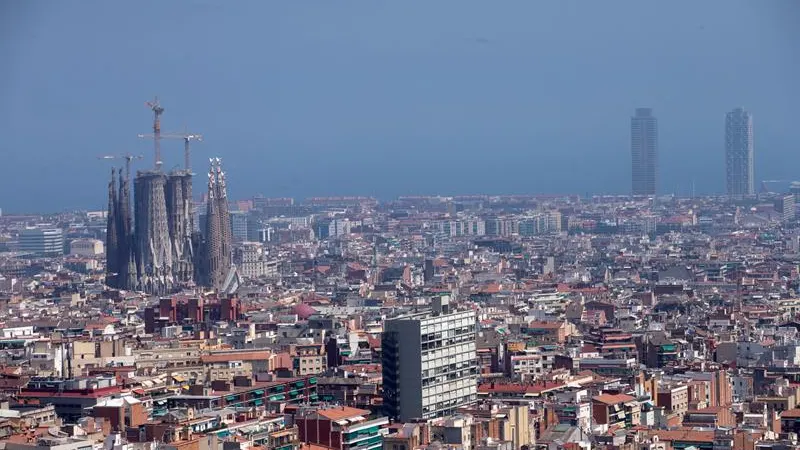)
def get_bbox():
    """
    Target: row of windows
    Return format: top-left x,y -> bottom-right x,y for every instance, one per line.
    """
420,315 -> 475,334
421,368 -> 478,388
421,393 -> 477,414
421,333 -> 475,351
423,360 -> 475,378
421,343 -> 475,363
422,347 -> 474,367
423,383 -> 476,400
421,326 -> 475,343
